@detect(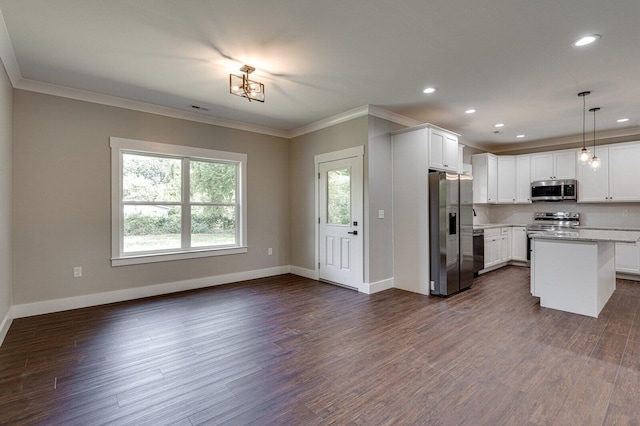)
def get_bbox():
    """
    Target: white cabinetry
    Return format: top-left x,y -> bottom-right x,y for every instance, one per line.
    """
615,243 -> 640,275
429,127 -> 460,172
511,226 -> 528,262
579,142 -> 640,202
483,227 -> 510,268
472,153 -> 497,204
497,156 -> 517,203
484,232 -> 501,268
500,228 -> 510,263
516,155 -> 531,203
531,150 -> 576,181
